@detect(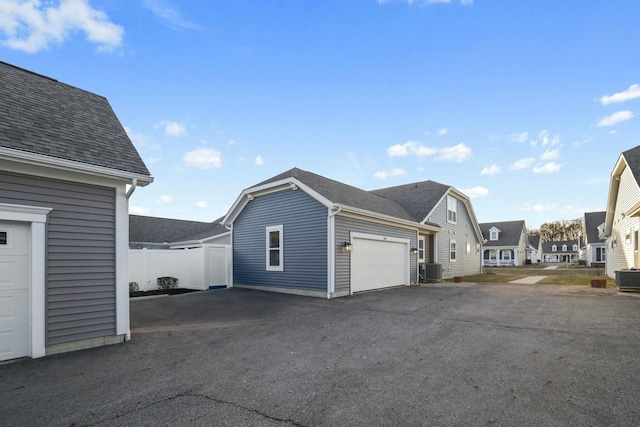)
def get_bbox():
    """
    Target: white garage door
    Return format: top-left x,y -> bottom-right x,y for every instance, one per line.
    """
0,221 -> 30,362
351,236 -> 408,293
